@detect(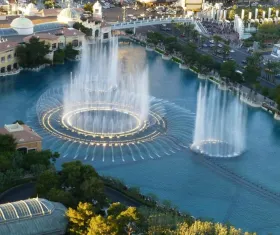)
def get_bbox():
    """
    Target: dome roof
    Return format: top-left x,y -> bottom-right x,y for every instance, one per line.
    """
10,16 -> 34,29
93,1 -> 102,8
58,7 -> 80,20
27,3 -> 36,9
